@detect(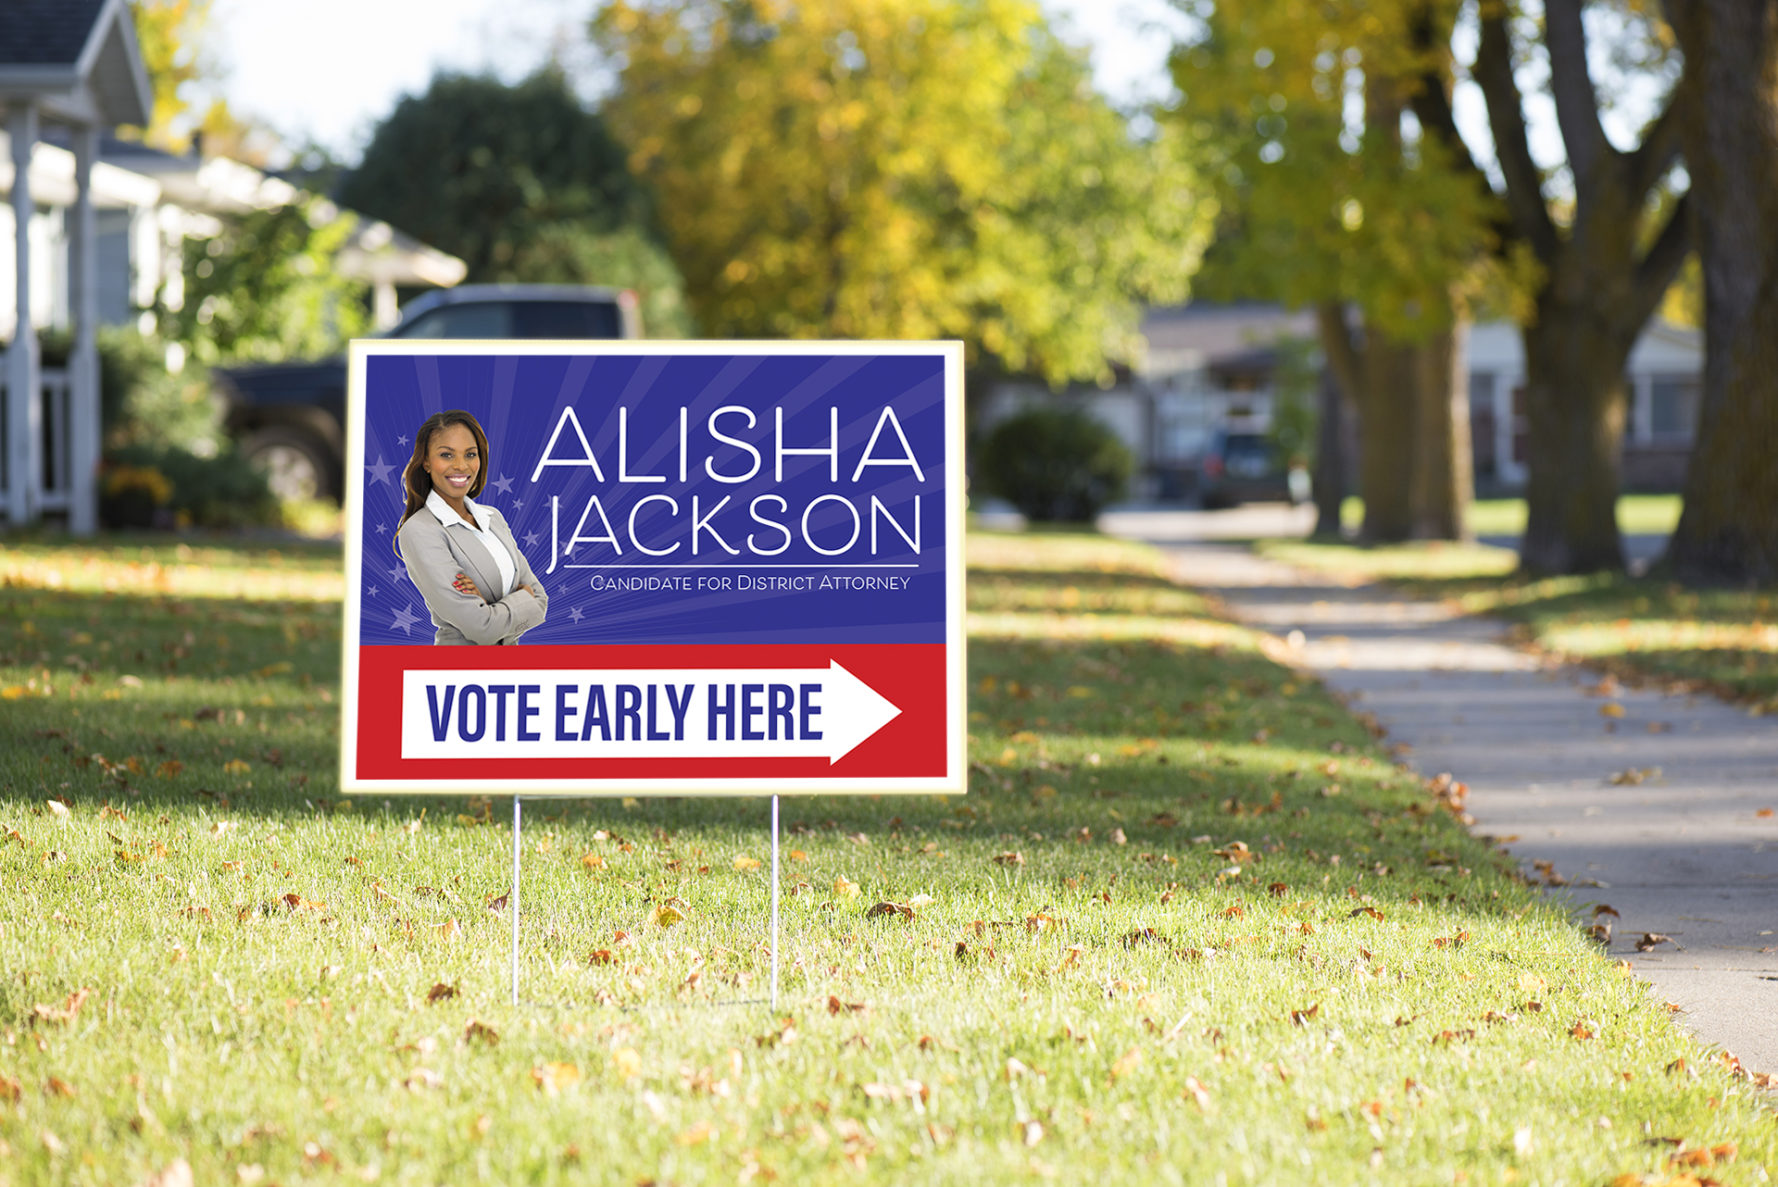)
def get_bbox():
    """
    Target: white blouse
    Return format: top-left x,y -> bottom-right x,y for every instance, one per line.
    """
425,489 -> 517,598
